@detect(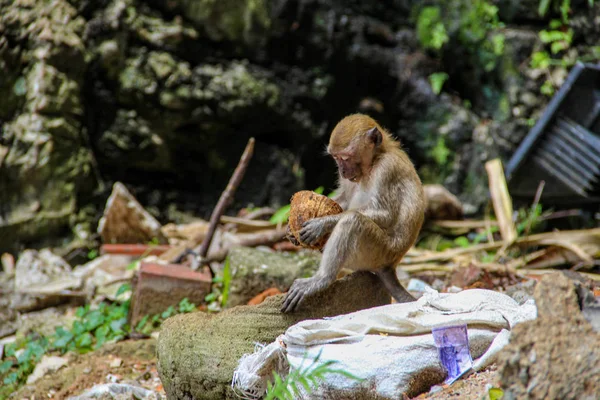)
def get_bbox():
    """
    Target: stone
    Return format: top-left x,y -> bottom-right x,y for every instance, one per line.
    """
98,182 -> 166,245
14,249 -> 73,291
423,184 -> 464,220
26,355 -> 68,384
157,271 -> 391,400
497,272 -> 600,400
226,246 -> 320,308
68,383 -> 164,400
